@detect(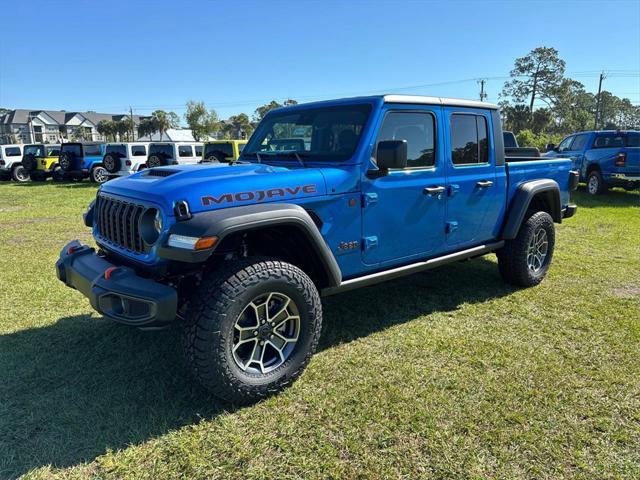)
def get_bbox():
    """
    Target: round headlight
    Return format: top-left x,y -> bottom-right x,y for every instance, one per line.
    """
140,208 -> 162,245
154,209 -> 163,234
